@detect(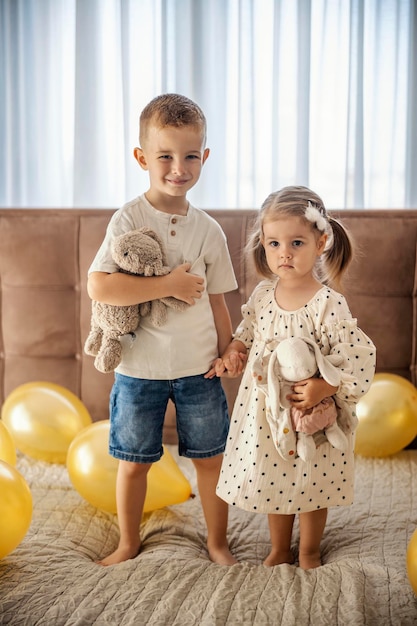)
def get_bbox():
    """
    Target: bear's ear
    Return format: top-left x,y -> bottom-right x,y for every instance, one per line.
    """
131,226 -> 158,243
133,227 -> 162,248
136,226 -> 154,236
140,229 -> 168,265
